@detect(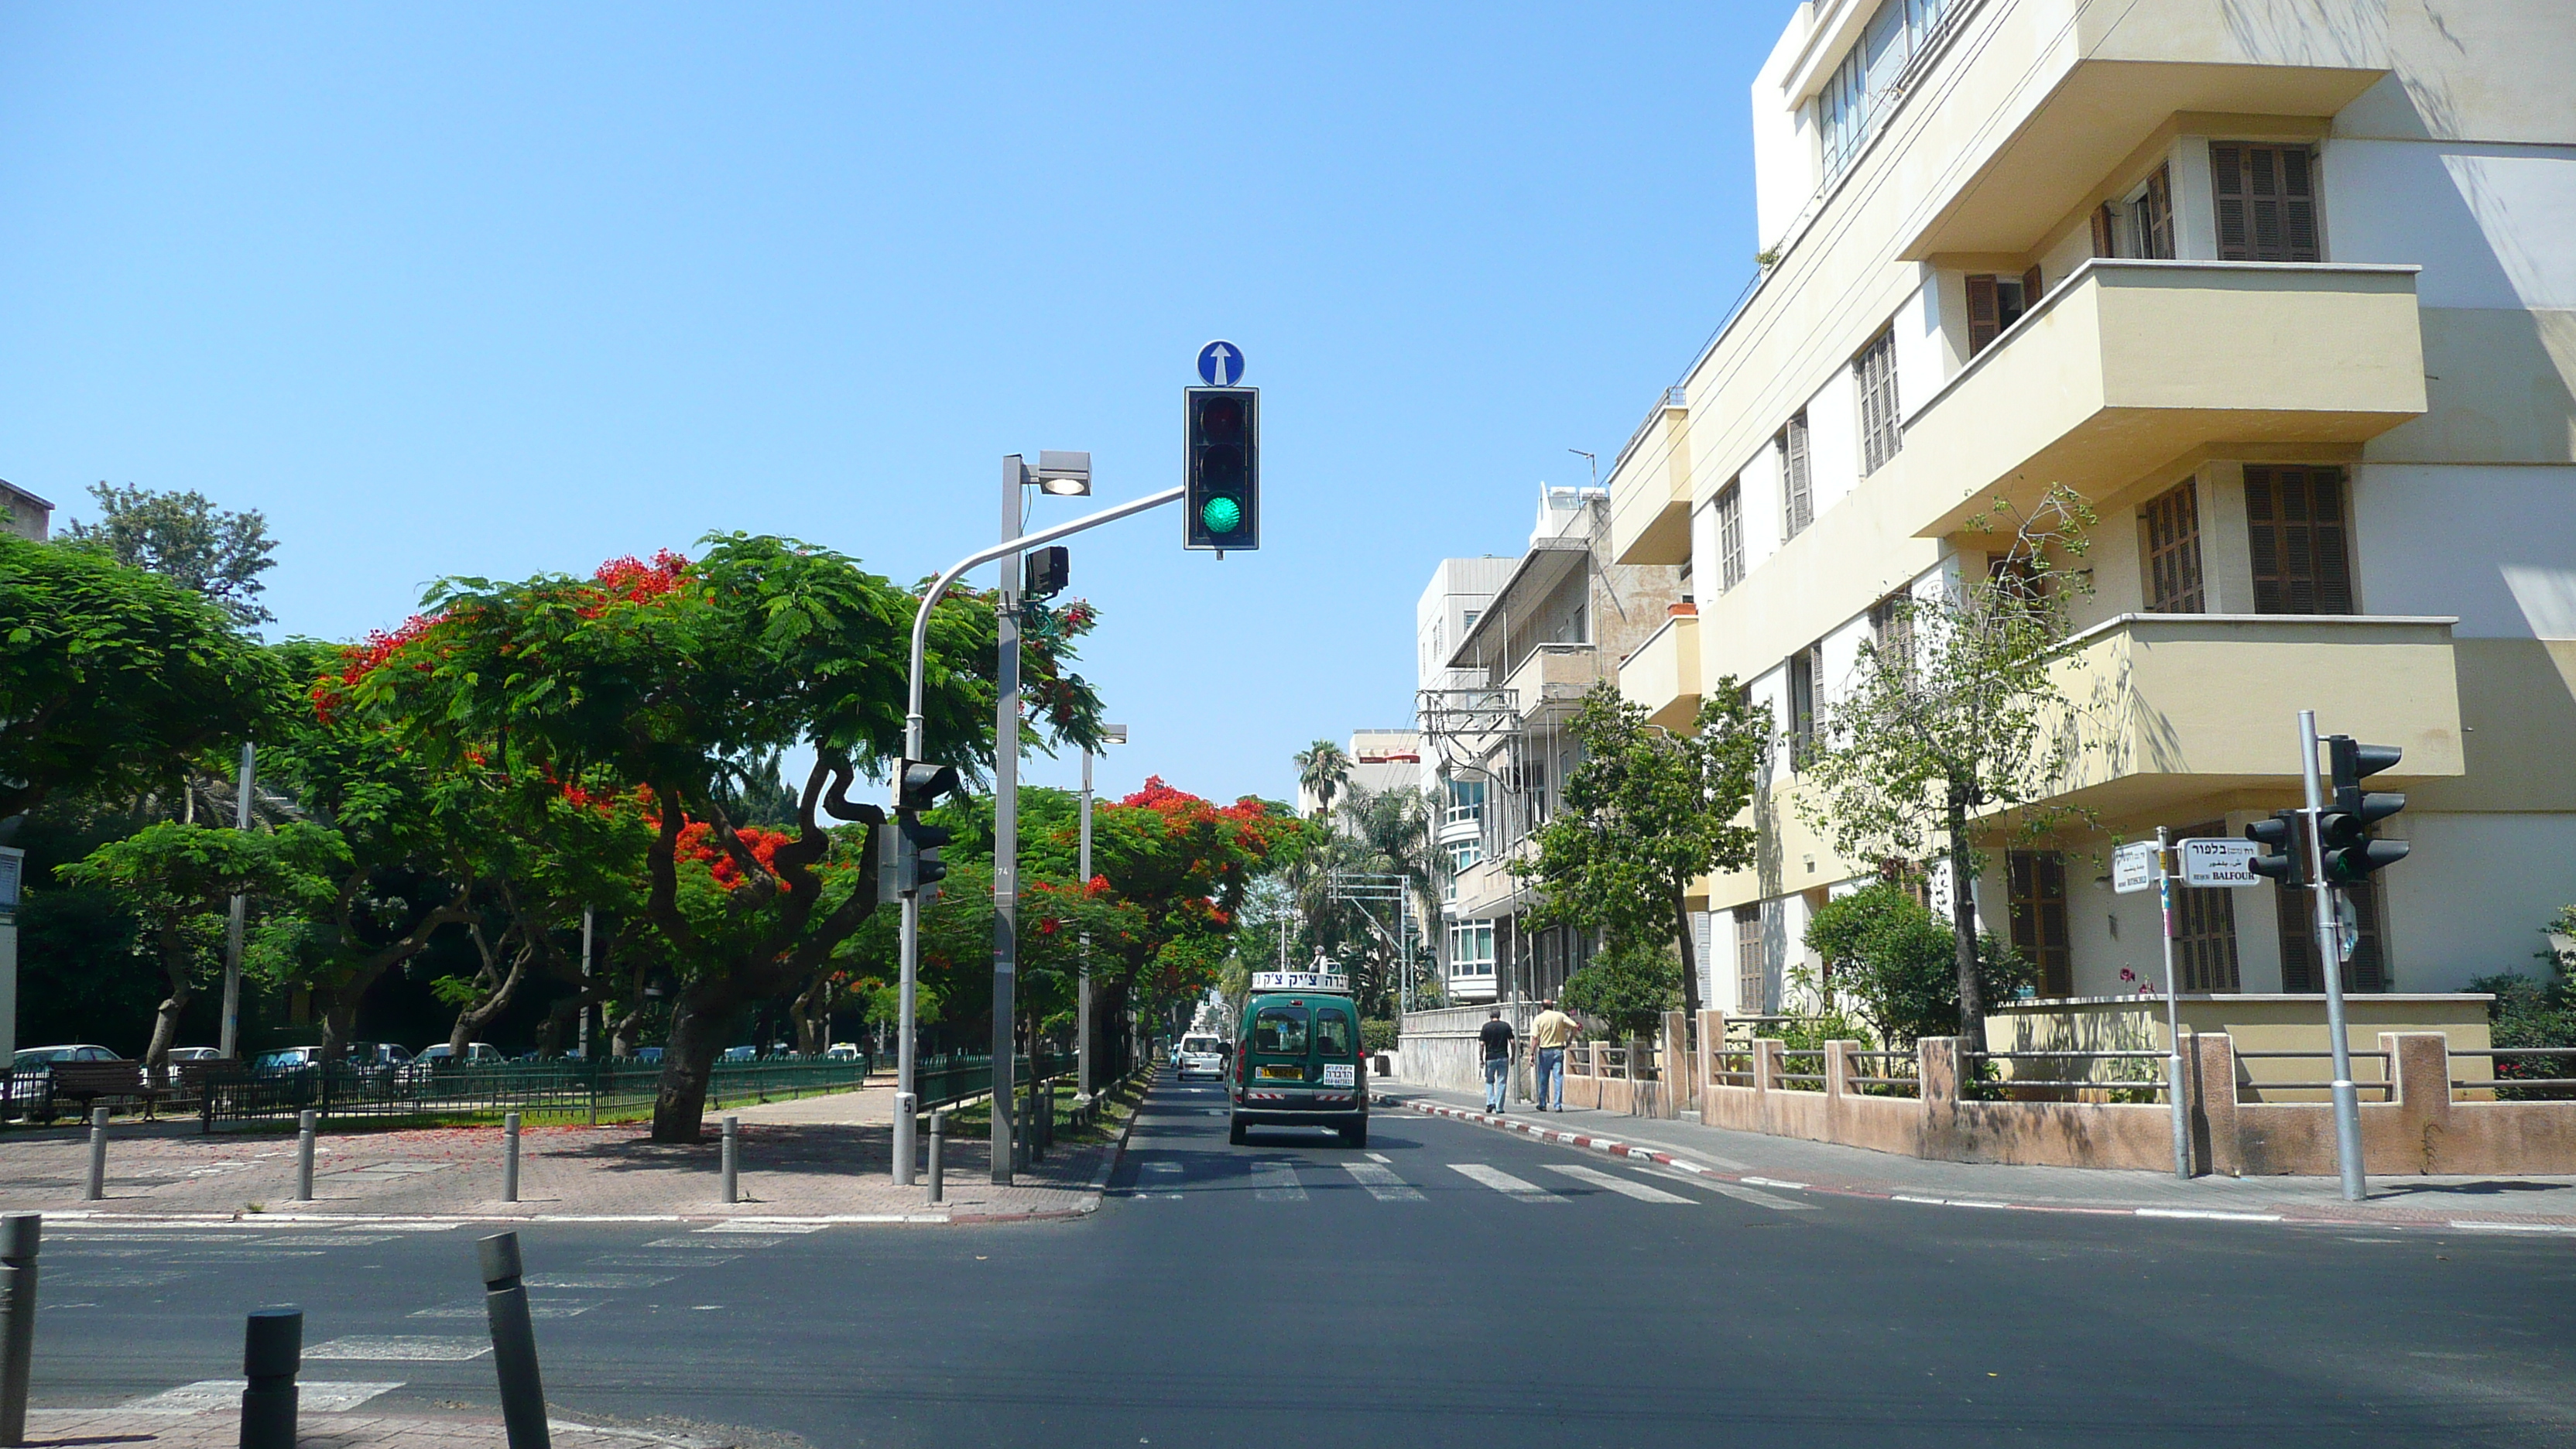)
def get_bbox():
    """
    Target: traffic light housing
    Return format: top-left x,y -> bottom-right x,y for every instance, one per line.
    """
1023,546 -> 1069,601
2319,736 -> 2409,882
2245,809 -> 2303,885
896,813 -> 953,899
1184,386 -> 1259,552
896,759 -> 961,814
